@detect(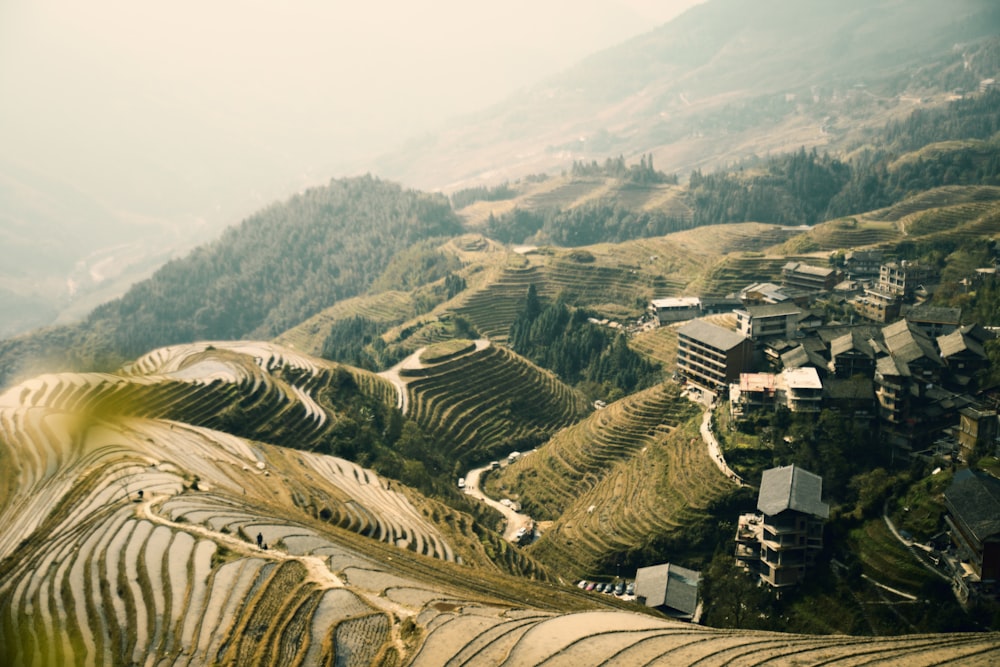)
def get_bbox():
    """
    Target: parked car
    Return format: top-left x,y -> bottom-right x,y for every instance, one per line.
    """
457,477 -> 465,489
594,582 -> 606,593
585,582 -> 597,591
626,581 -> 635,596
614,581 -> 625,595
577,580 -> 588,589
